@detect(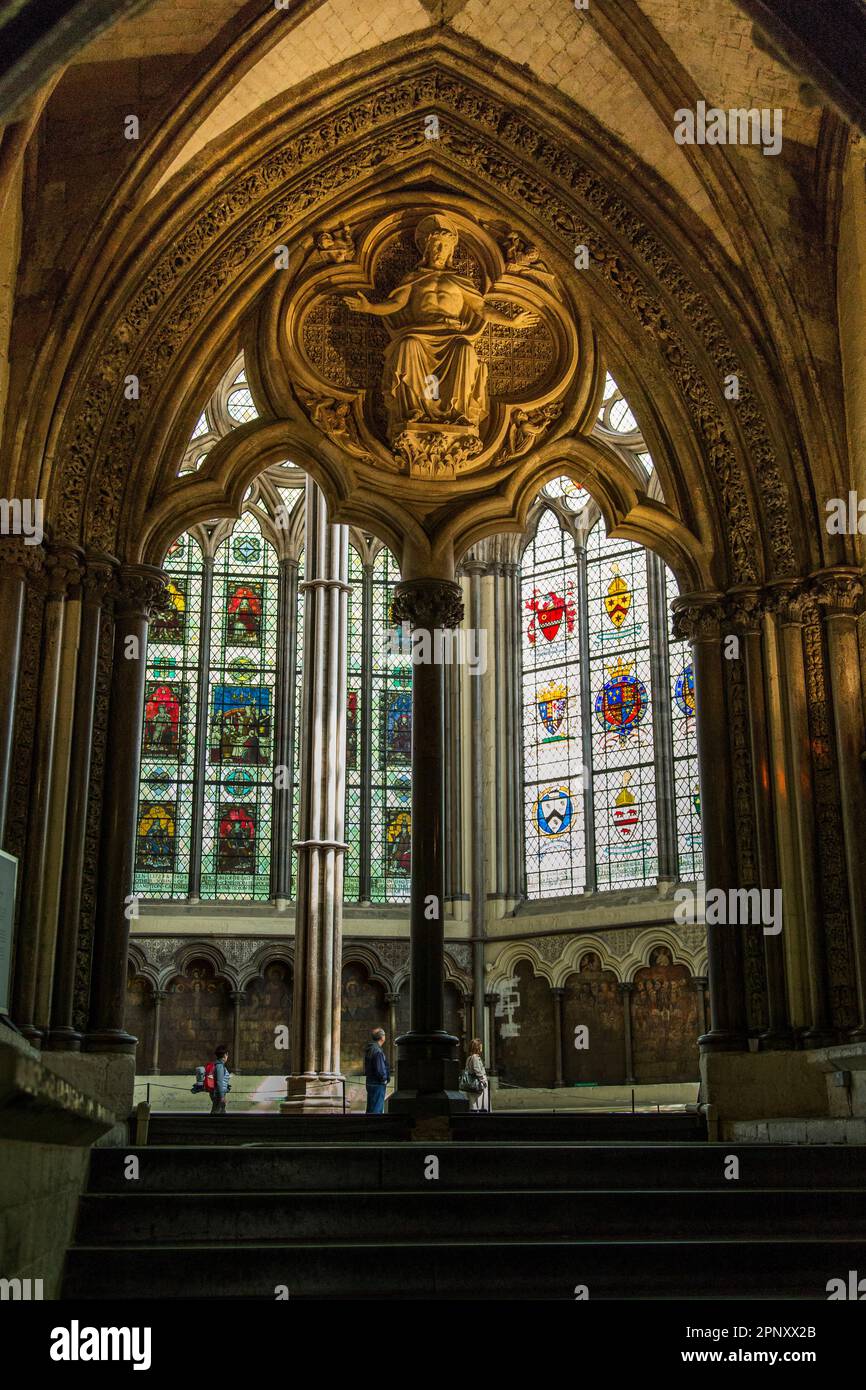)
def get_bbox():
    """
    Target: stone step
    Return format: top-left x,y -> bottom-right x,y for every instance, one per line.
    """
62,1237 -> 866,1300
73,1187 -> 866,1246
140,1110 -> 706,1146
88,1142 -> 866,1193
